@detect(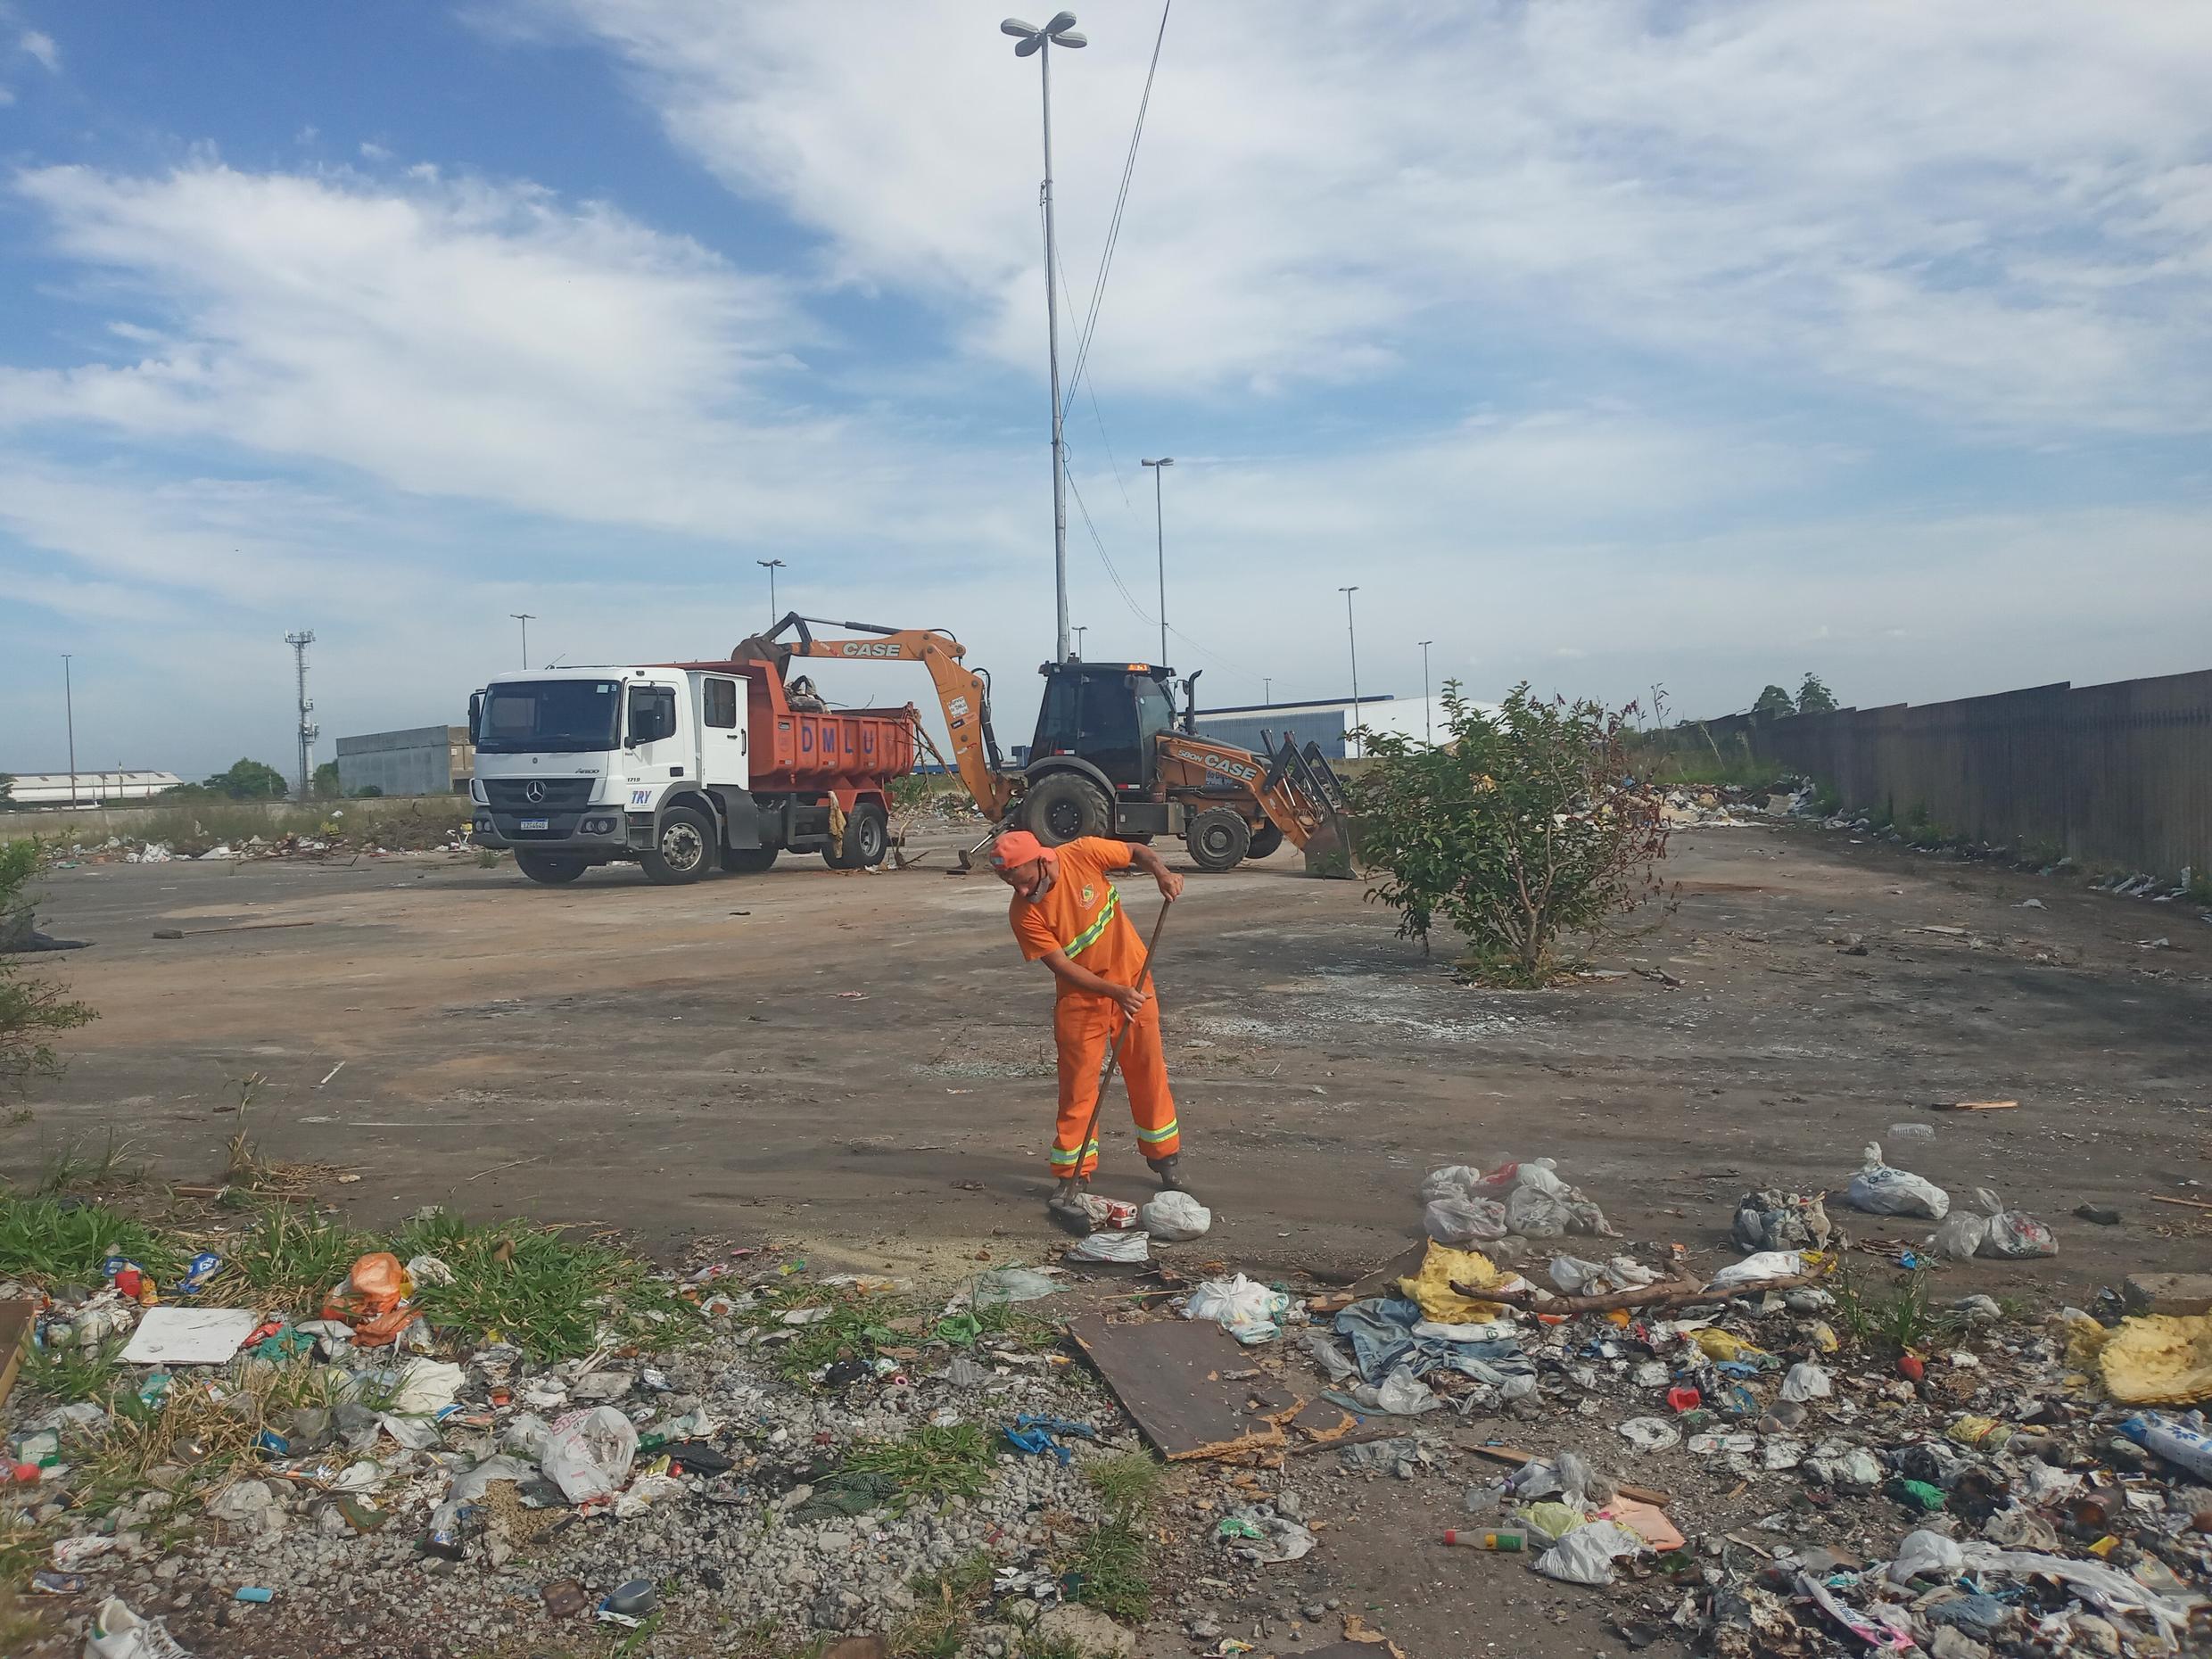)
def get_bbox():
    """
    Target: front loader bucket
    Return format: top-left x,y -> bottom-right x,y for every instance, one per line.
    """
1256,733 -> 1358,879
